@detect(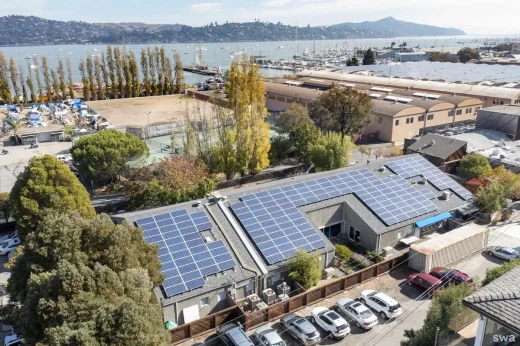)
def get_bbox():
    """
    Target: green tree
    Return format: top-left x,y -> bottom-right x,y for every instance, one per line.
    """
71,130 -> 149,184
78,58 -> 90,101
2,212 -> 169,346
391,41 -> 396,48
274,103 -> 311,135
32,56 -> 43,102
125,157 -> 217,211
9,155 -> 95,241
0,192 -> 11,223
141,48 -> 151,96
100,53 -> 110,98
476,182 -> 506,213
41,56 -> 52,101
288,250 -> 321,289
457,47 -> 480,63
173,50 -> 185,94
114,47 -> 125,98
94,56 -> 104,100
9,57 -> 20,103
148,47 -> 157,95
106,46 -> 118,99
57,58 -> 67,100
26,61 -> 36,103
357,145 -> 368,161
86,55 -> 97,101
51,69 -> 60,101
269,135 -> 293,162
3,117 -> 22,144
65,57 -> 75,99
401,284 -> 474,346
482,258 -> 520,286
292,120 -> 320,162
346,57 -> 359,66
0,52 -> 12,102
129,50 -> 140,97
458,153 -> 492,180
309,85 -> 373,141
363,48 -> 376,65
308,131 -> 355,172
428,51 -> 459,63
335,245 -> 352,262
